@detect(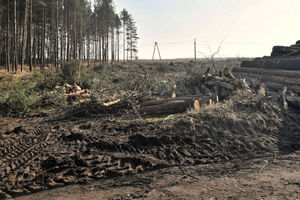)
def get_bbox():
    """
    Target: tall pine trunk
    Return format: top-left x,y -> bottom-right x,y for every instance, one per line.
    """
41,1 -> 45,71
29,0 -> 33,71
7,0 -> 11,72
111,27 -> 114,63
55,0 -> 59,69
13,0 -> 17,71
123,24 -> 125,61
21,0 -> 29,72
